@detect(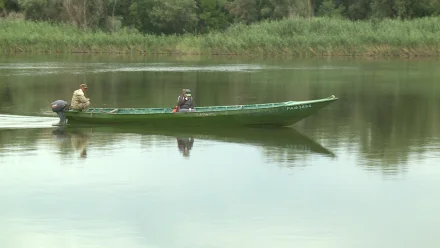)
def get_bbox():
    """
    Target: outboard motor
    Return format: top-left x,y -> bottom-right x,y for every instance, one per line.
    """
51,100 -> 70,125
